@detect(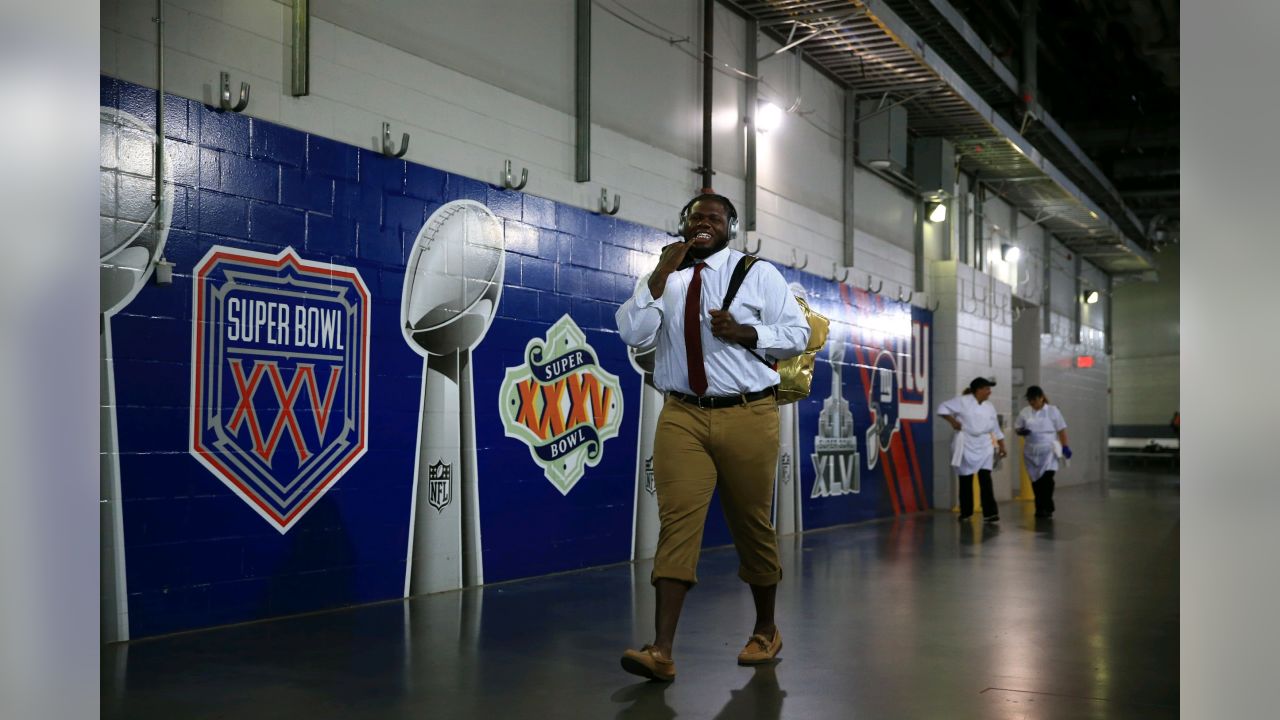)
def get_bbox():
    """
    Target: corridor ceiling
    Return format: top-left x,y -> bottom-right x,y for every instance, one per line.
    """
725,0 -> 1178,274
